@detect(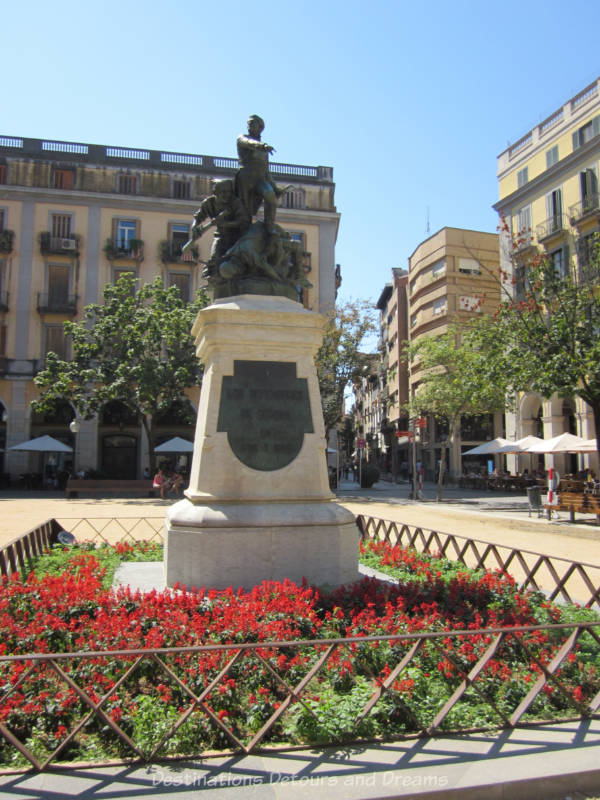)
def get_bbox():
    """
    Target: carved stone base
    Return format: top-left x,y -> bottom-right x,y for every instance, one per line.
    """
163,294 -> 359,591
165,501 -> 359,591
